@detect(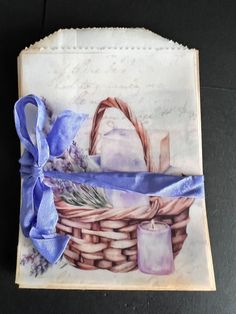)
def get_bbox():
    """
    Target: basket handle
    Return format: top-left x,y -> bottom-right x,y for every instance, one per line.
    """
89,97 -> 153,171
